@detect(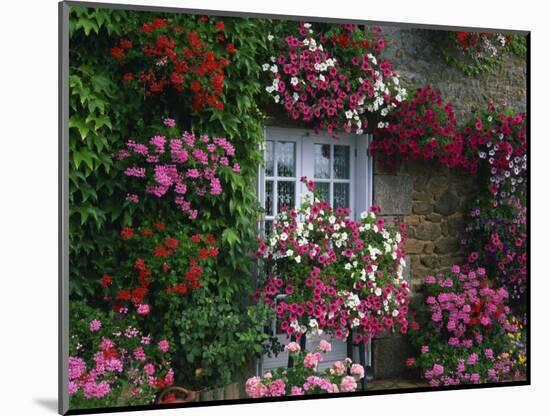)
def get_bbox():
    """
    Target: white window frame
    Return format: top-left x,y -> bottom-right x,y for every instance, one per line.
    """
256,126 -> 374,375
